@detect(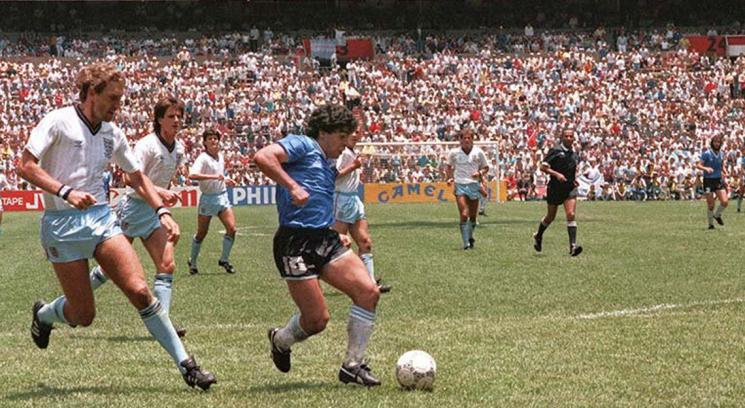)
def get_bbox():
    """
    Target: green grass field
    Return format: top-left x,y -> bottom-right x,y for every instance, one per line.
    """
2,201 -> 745,407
